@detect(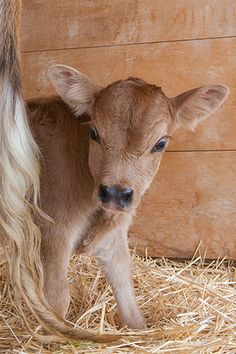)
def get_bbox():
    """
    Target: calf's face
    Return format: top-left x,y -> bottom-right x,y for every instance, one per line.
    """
48,65 -> 229,213
88,80 -> 173,211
